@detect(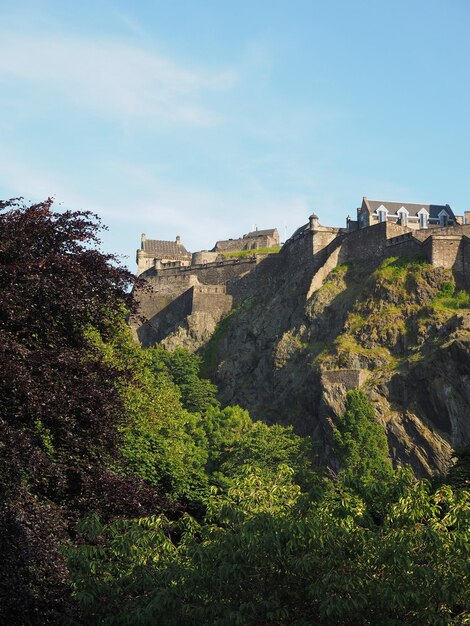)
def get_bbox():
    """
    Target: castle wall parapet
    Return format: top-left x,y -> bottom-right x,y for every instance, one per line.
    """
192,251 -> 220,265
321,369 -> 368,390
